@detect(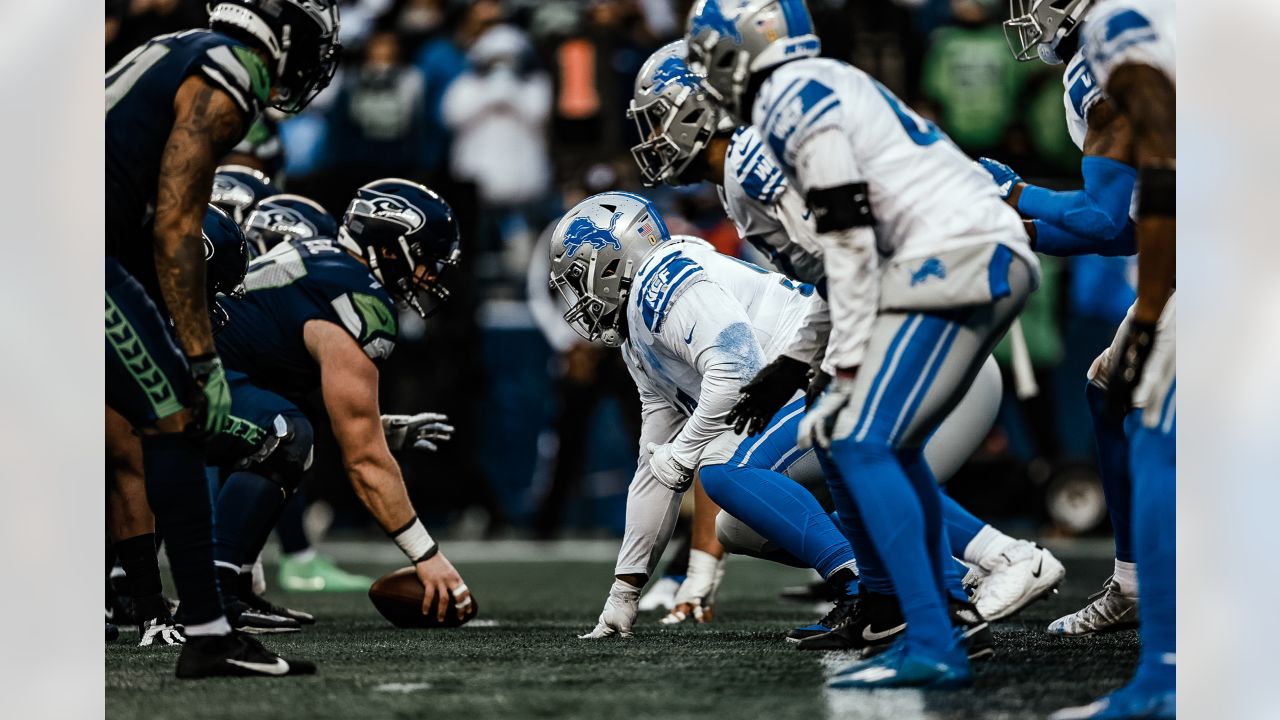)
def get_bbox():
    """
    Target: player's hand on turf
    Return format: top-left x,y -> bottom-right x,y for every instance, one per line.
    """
187,353 -> 232,437
660,550 -> 725,625
1104,319 -> 1157,420
579,579 -> 640,639
415,553 -> 472,623
797,374 -> 857,450
382,412 -> 455,452
977,158 -> 1023,201
727,356 -> 811,436
647,442 -> 694,492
